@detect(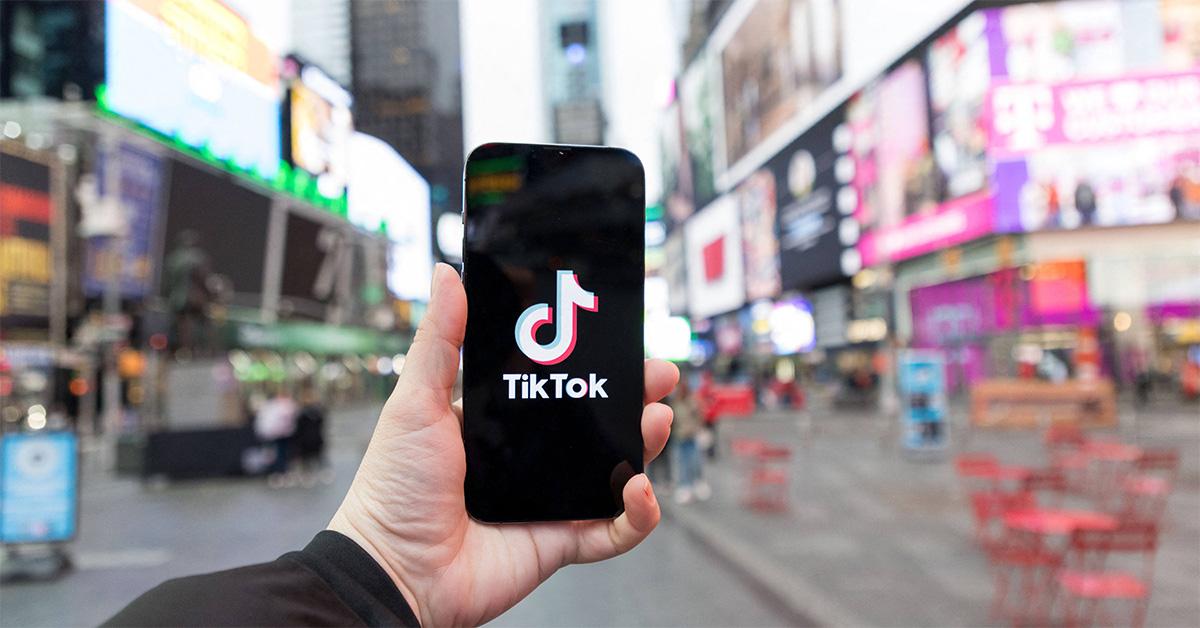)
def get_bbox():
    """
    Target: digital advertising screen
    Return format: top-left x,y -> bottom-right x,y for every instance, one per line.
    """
348,132 -> 433,302
768,103 -> 859,290
685,195 -> 746,320
659,102 -> 696,228
104,0 -> 284,179
280,211 -> 347,321
848,58 -> 995,266
737,169 -> 780,300
720,0 -> 842,169
1,432 -> 78,544
0,147 -> 53,334
84,142 -> 166,298
662,231 -> 689,316
927,10 -> 991,200
680,51 -> 723,209
983,0 -> 1200,232
284,56 -> 353,199
161,160 -> 272,308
